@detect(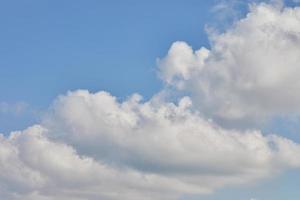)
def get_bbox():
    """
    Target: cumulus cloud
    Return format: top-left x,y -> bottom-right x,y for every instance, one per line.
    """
0,90 -> 300,199
0,125 -> 206,200
159,3 -> 300,126
1,1 -> 300,200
